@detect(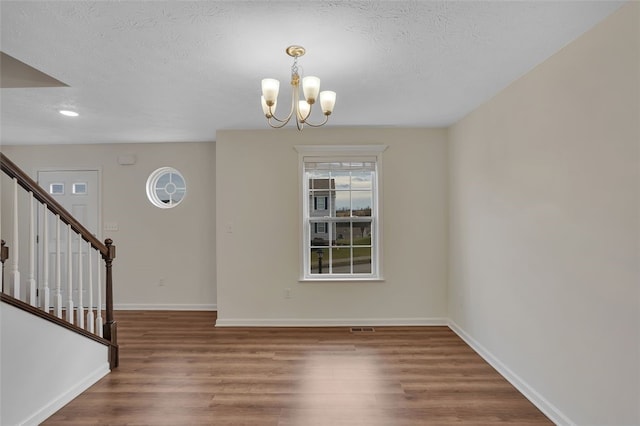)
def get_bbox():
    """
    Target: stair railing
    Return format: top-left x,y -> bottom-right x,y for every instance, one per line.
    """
1,152 -> 118,367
